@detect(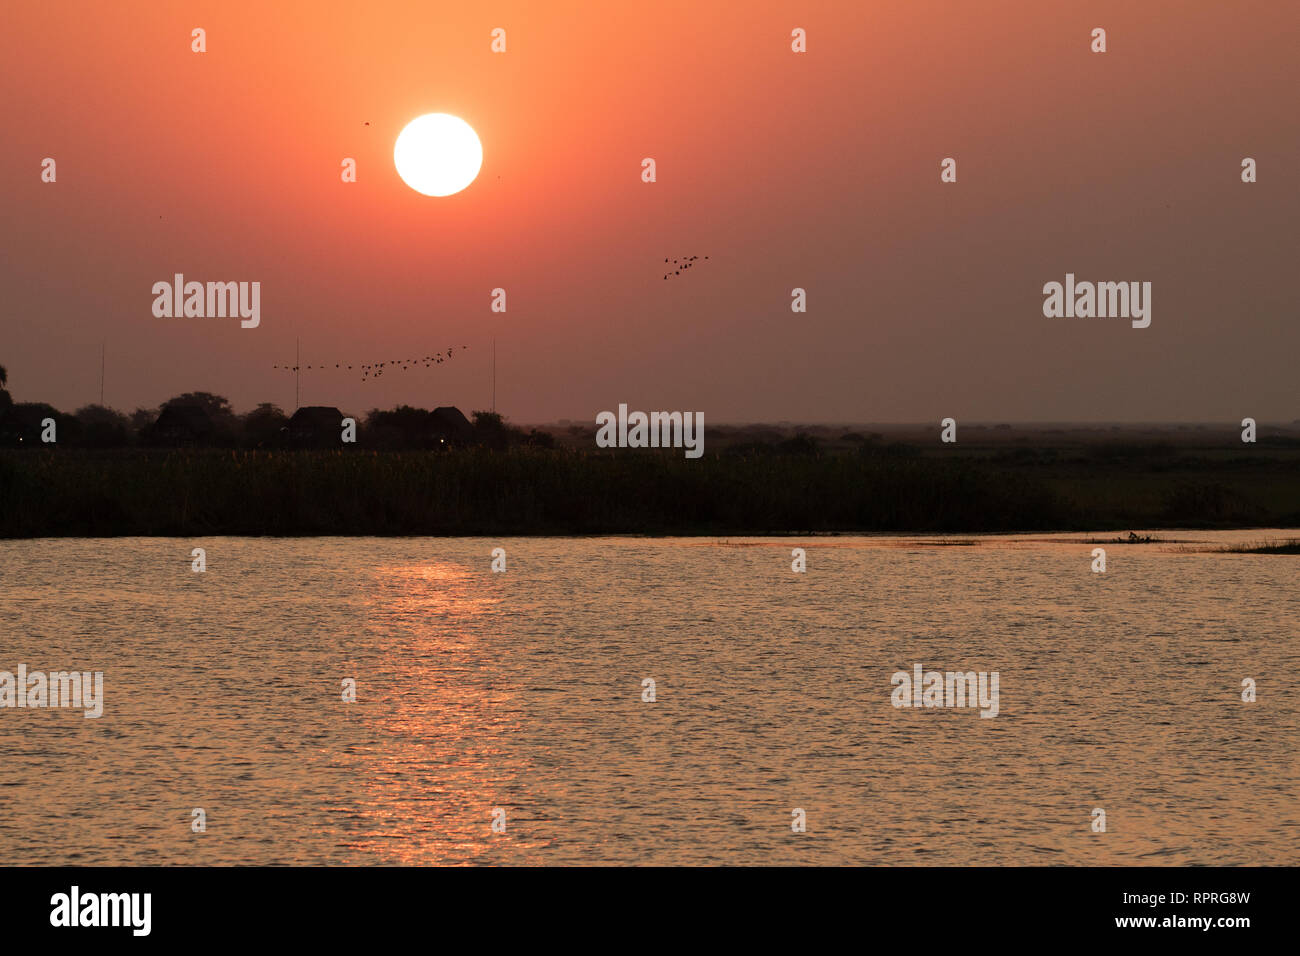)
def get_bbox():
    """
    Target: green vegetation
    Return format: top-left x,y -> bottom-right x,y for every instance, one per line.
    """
1,376 -> 1295,536
1211,539 -> 1300,554
1,441 -> 1297,537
